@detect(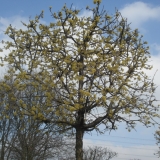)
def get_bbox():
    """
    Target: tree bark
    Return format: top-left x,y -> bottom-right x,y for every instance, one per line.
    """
76,128 -> 84,160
